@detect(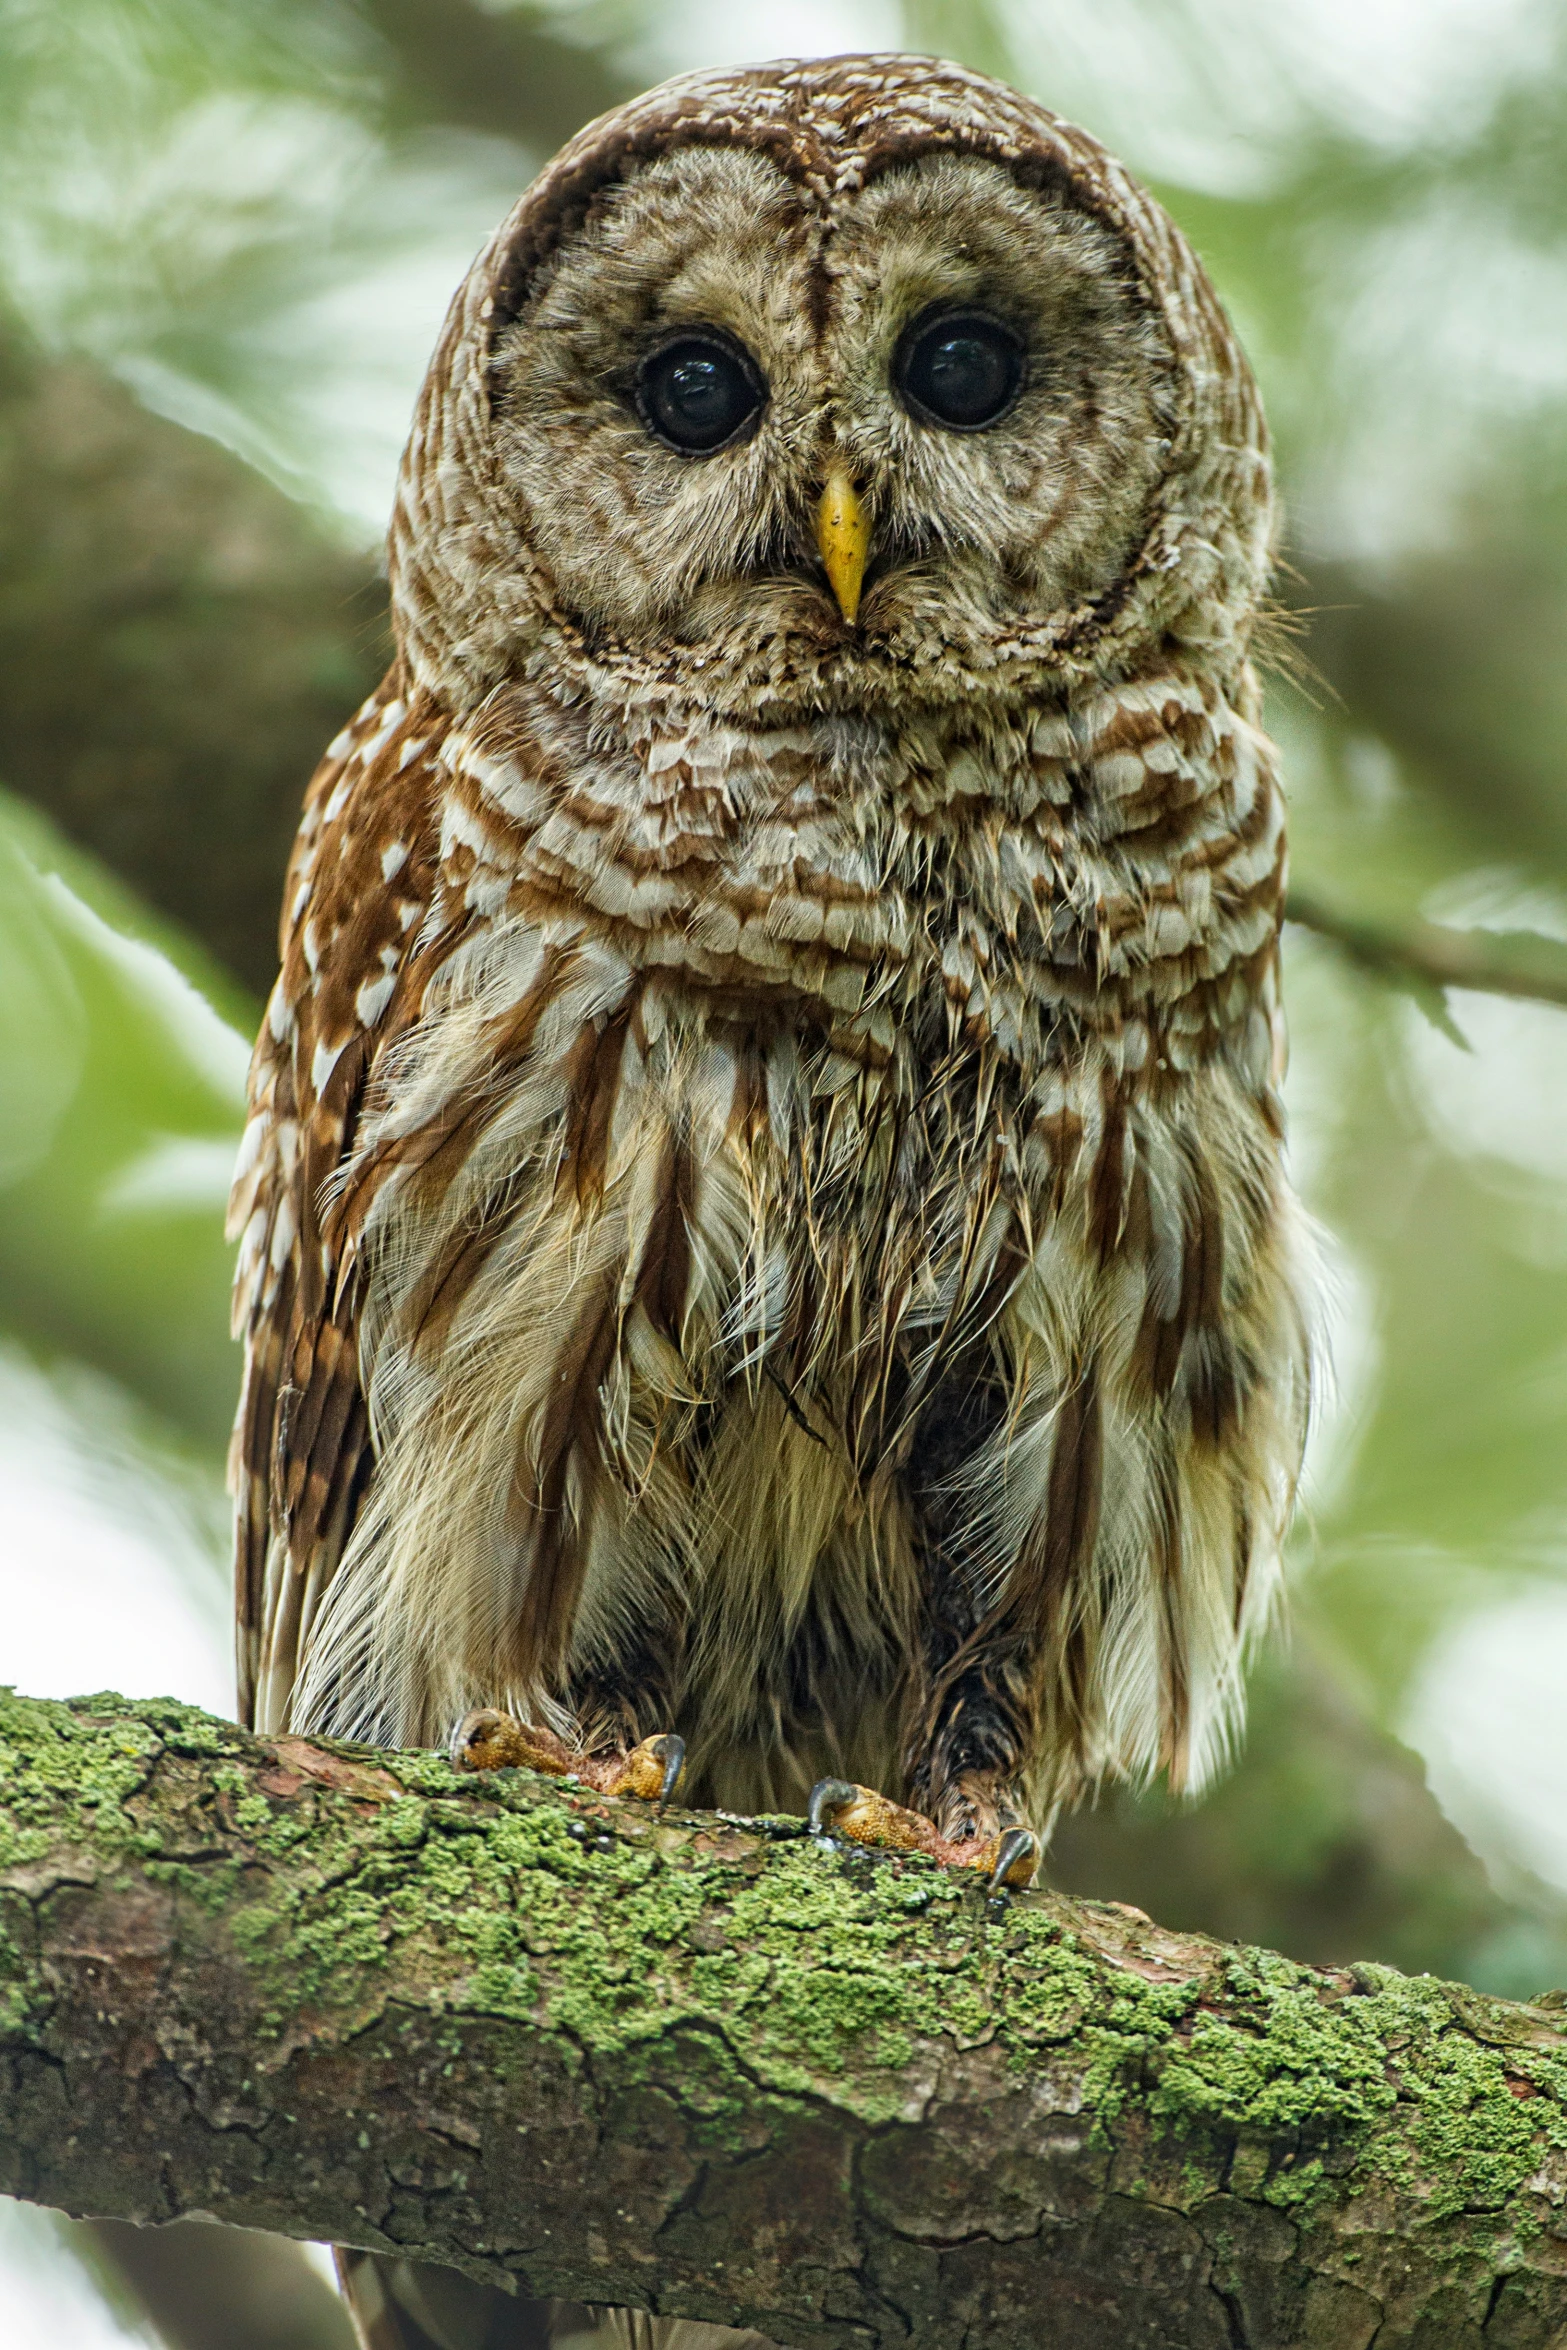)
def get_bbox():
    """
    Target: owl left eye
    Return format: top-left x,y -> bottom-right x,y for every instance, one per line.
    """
894,308 -> 1026,432
636,331 -> 767,455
